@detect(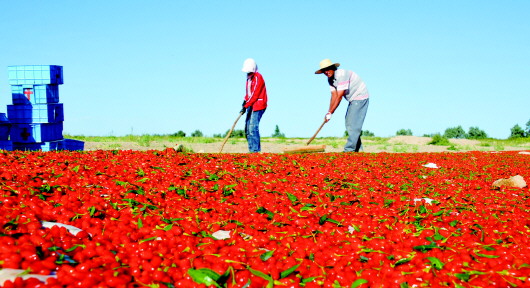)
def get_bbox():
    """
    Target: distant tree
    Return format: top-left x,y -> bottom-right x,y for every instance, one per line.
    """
466,127 -> 488,139
444,126 -> 467,139
509,124 -> 526,139
271,125 -> 285,138
362,130 -> 375,137
172,130 -> 186,137
222,129 -> 245,138
191,130 -> 203,137
526,119 -> 530,137
396,129 -> 413,136
346,130 -> 375,137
